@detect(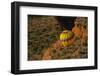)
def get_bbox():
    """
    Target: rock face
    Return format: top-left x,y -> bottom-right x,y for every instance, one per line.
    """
28,16 -> 88,60
72,17 -> 88,45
